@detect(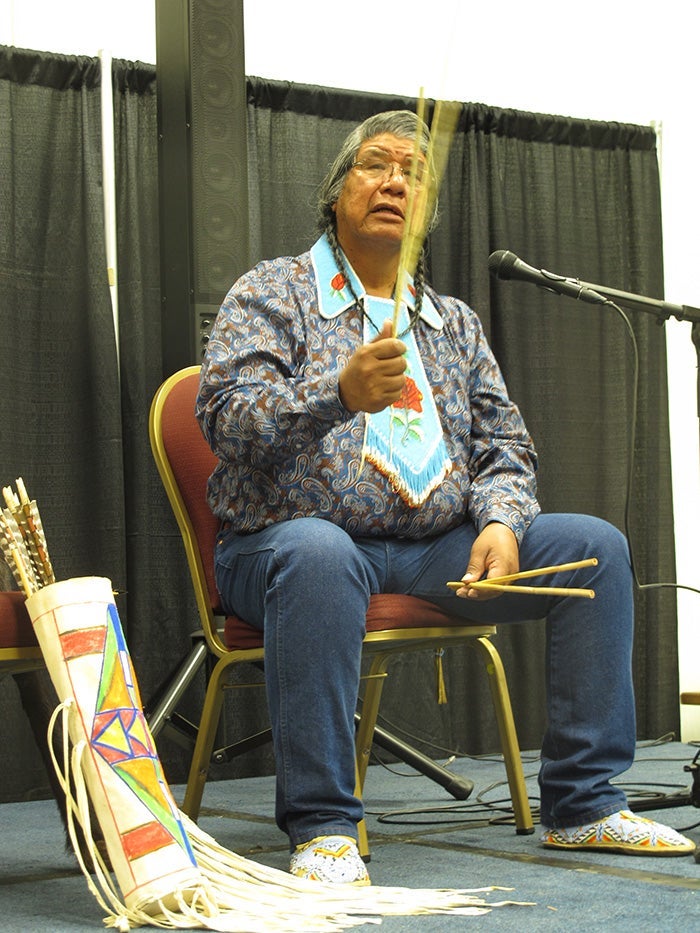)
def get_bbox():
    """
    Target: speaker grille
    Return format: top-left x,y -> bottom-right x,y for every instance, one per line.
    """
190,0 -> 249,308
157,0 -> 249,371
